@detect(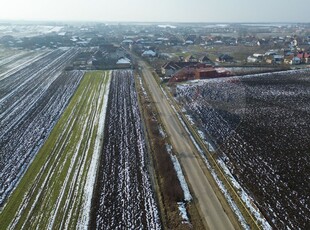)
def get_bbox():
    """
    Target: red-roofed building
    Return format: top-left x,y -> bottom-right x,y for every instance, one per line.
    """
296,52 -> 310,63
168,66 -> 232,83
